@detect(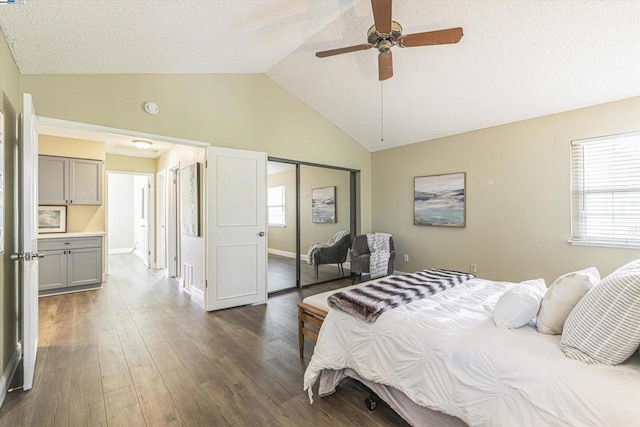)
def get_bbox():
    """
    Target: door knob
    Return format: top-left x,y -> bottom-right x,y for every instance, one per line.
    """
259,231 -> 265,236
